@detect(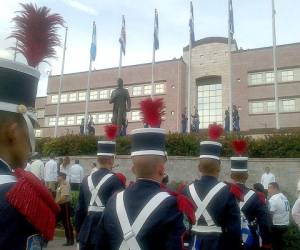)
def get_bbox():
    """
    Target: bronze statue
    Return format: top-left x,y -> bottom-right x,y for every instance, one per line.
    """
109,78 -> 131,133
